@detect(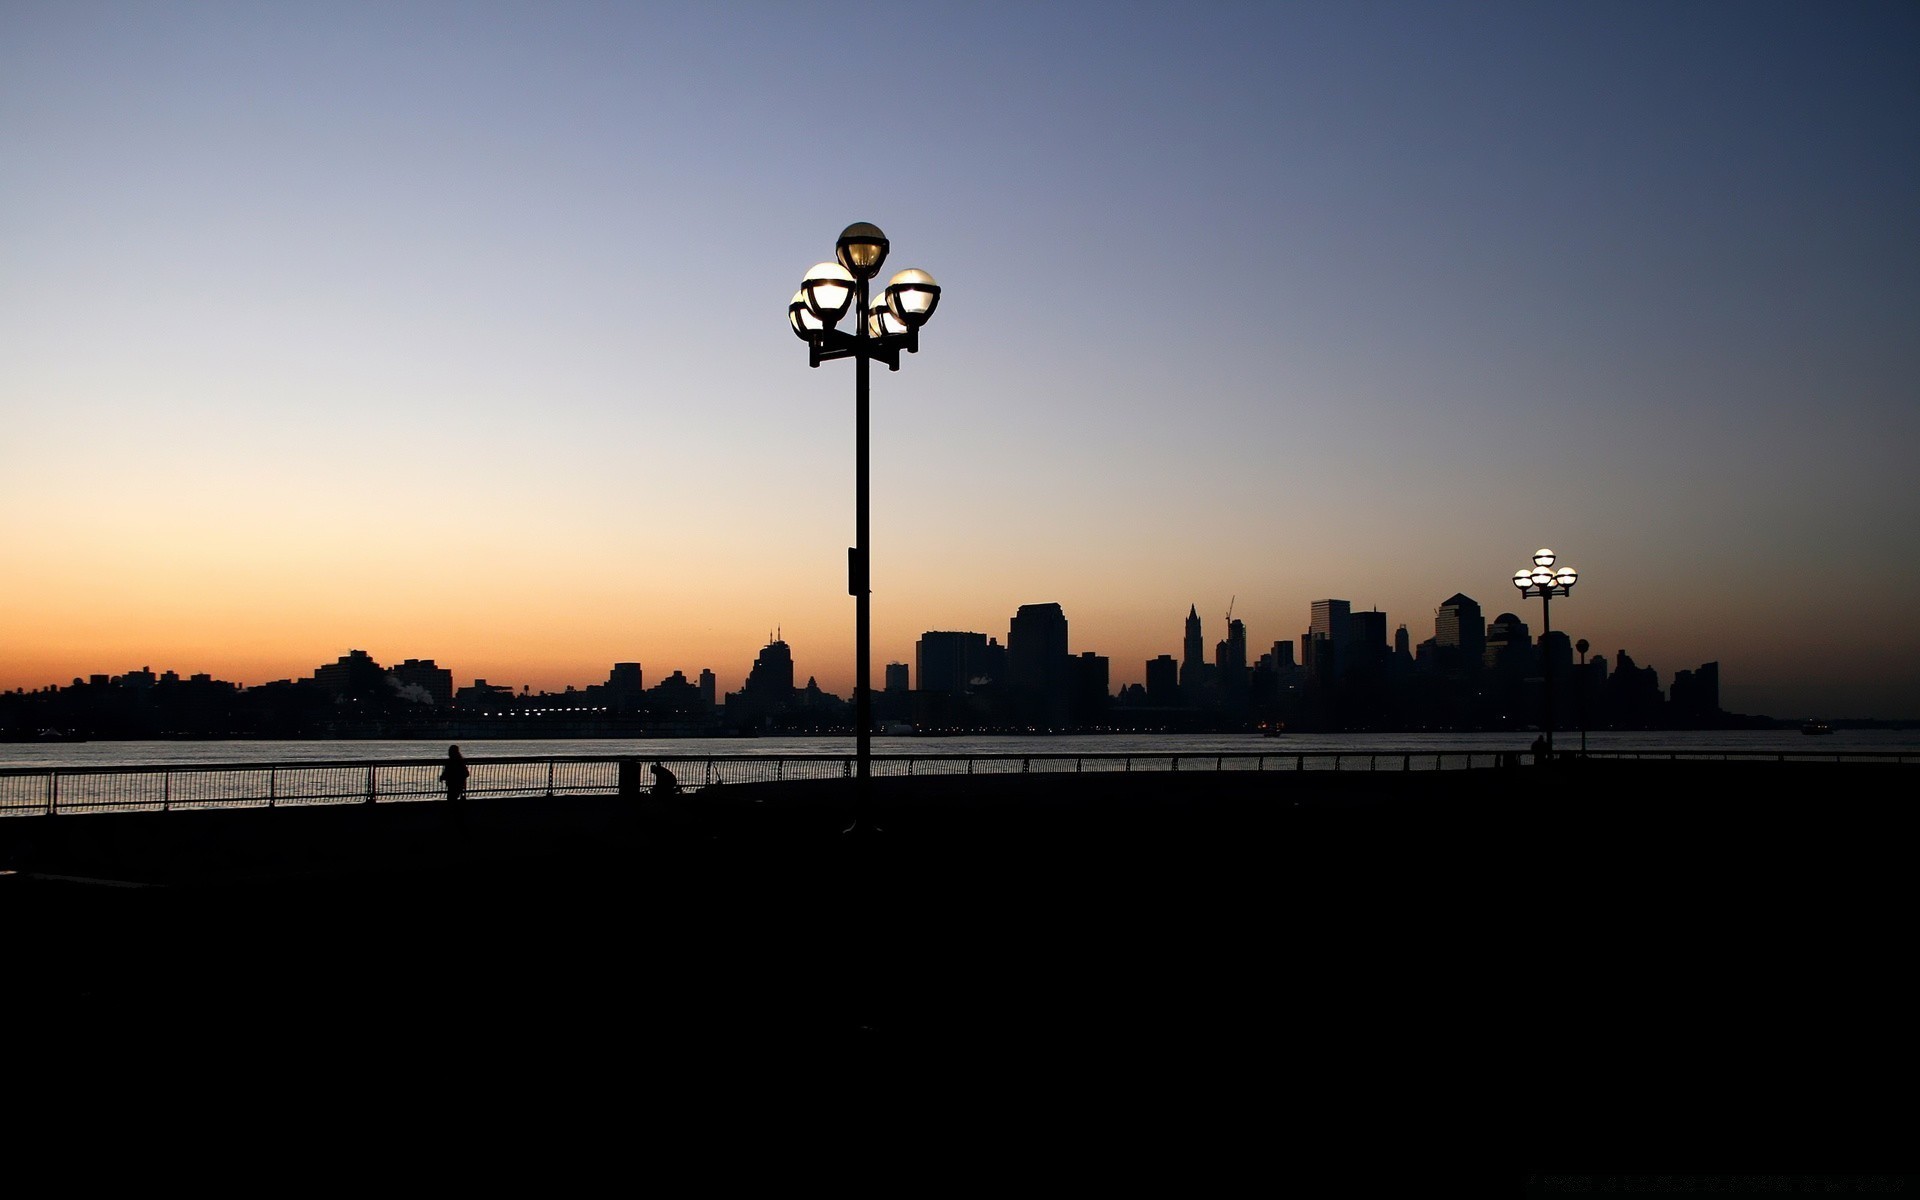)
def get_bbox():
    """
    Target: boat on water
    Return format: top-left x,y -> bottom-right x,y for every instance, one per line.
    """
1801,720 -> 1834,735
